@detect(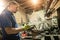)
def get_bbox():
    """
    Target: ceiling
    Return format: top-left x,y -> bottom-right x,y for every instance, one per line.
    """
2,0 -> 60,14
